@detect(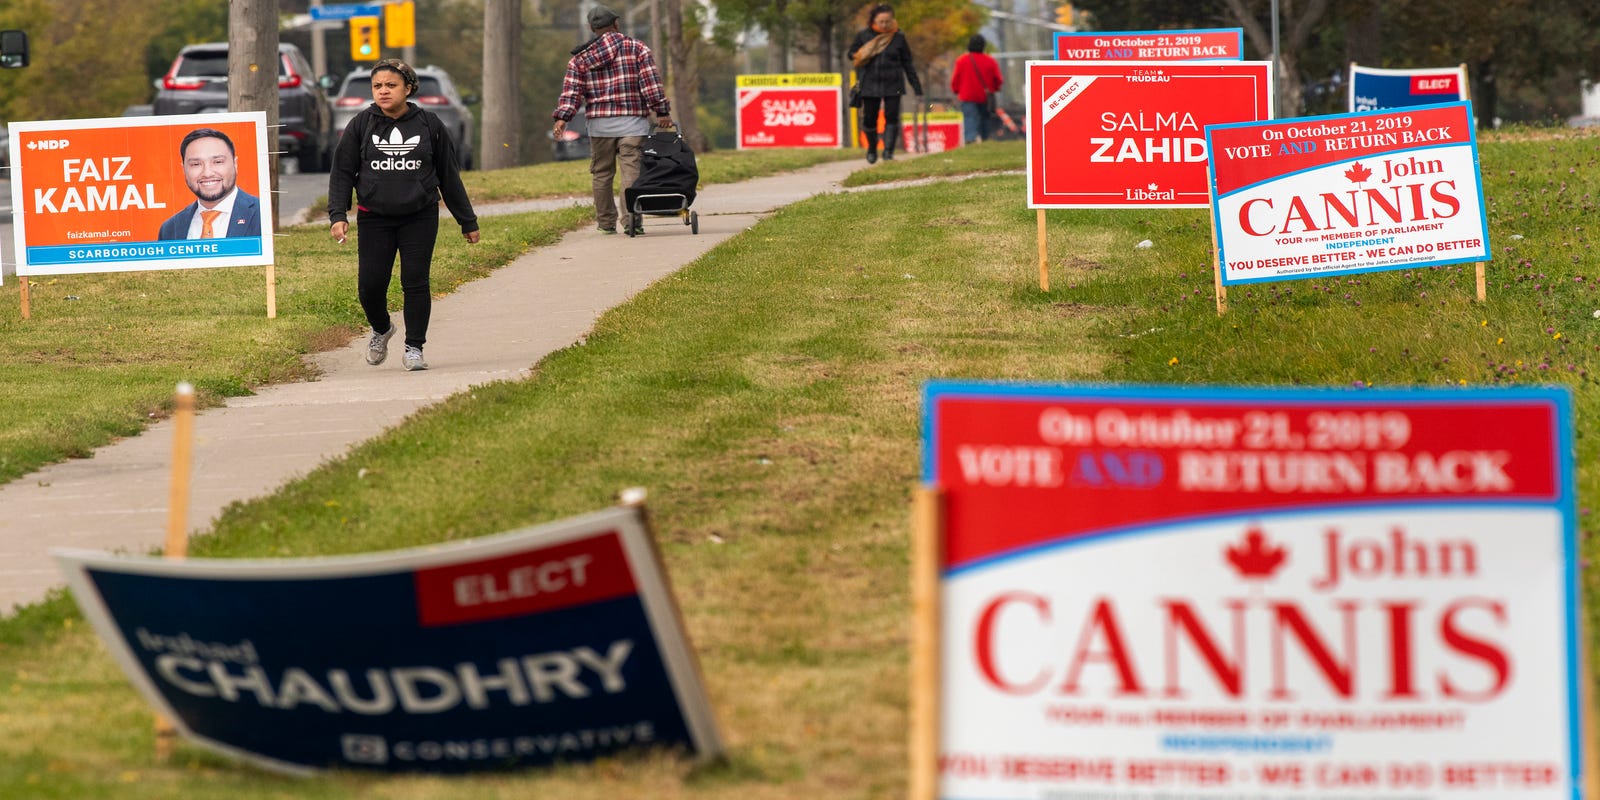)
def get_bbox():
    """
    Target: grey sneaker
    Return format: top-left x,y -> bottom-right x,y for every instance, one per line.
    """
403,345 -> 428,371
365,326 -> 395,365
